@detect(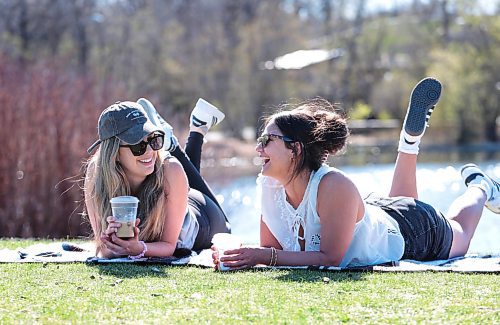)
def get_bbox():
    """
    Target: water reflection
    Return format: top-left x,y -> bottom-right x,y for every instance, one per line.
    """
335,143 -> 500,166
213,161 -> 500,255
